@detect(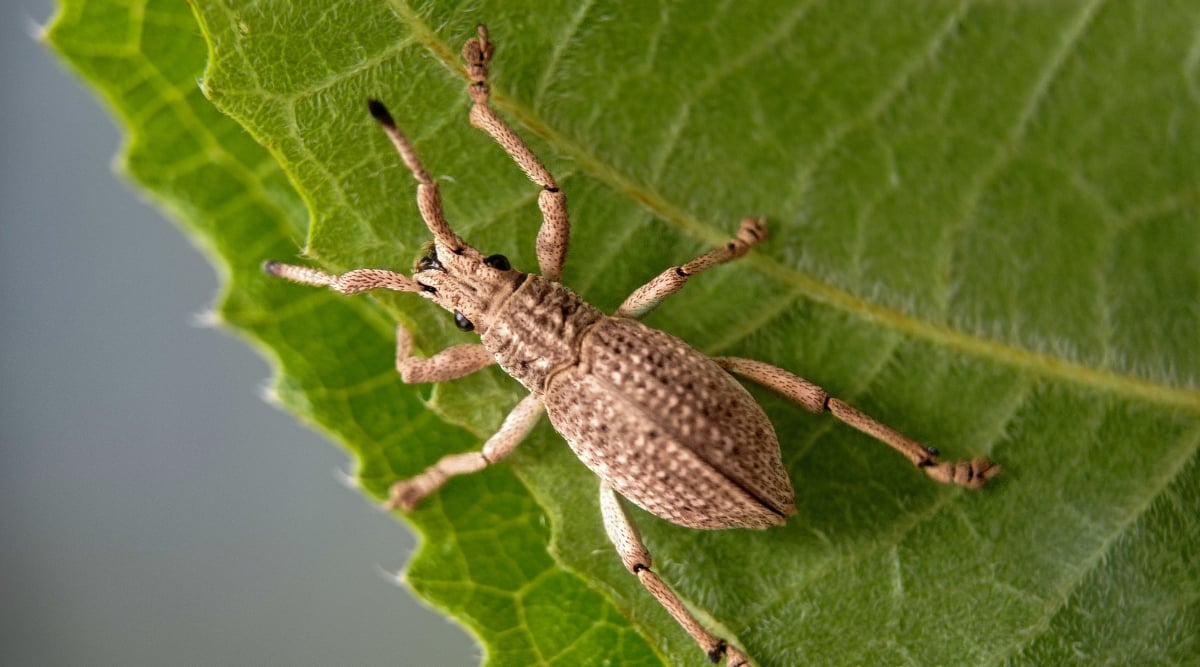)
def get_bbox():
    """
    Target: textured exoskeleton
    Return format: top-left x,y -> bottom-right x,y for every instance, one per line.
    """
488,277 -> 795,529
544,314 -> 795,528
266,25 -> 998,667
